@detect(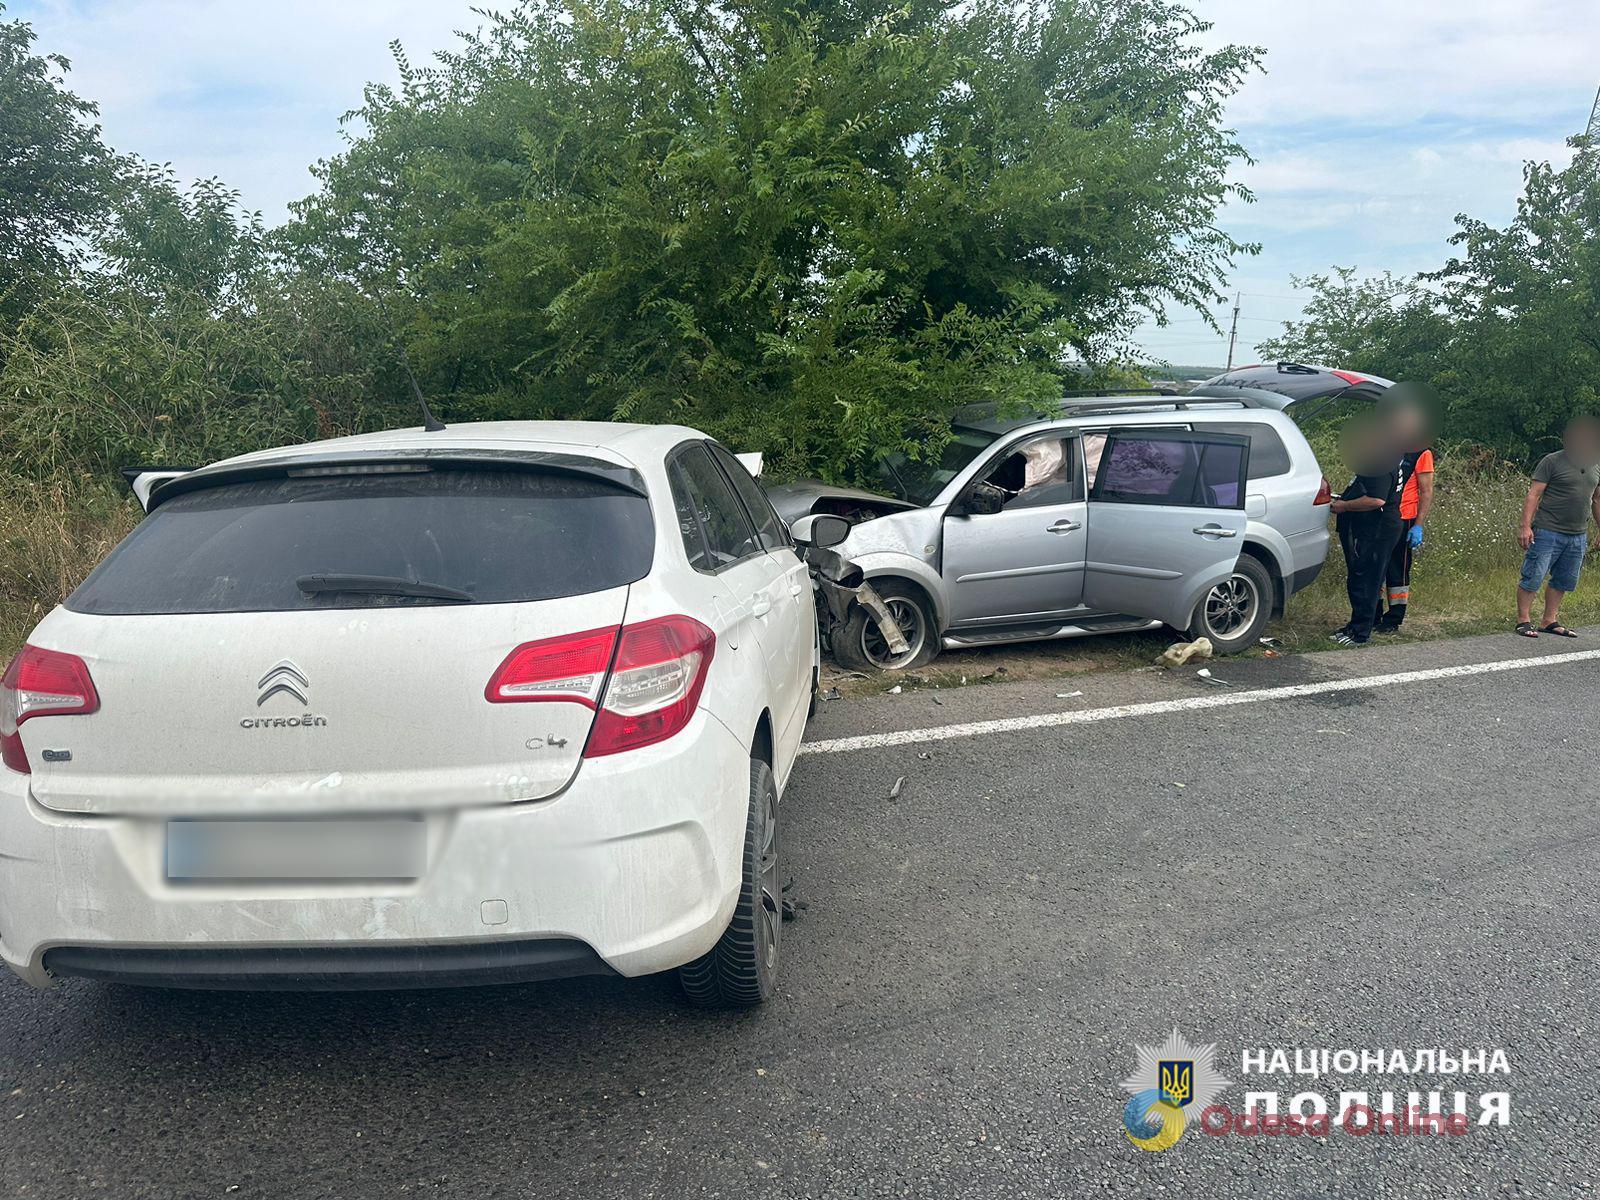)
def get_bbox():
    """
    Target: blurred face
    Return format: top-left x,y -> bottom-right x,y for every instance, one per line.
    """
1387,405 -> 1425,453
1564,418 -> 1600,467
1379,385 -> 1440,454
1341,413 -> 1394,475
